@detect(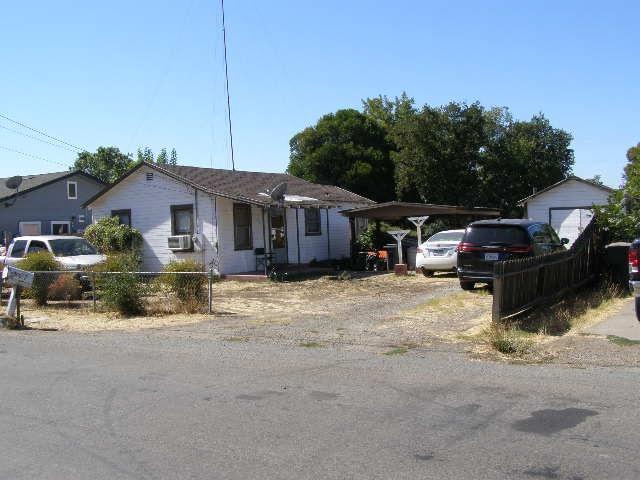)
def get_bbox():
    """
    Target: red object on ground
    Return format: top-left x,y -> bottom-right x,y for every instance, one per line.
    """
394,263 -> 408,276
